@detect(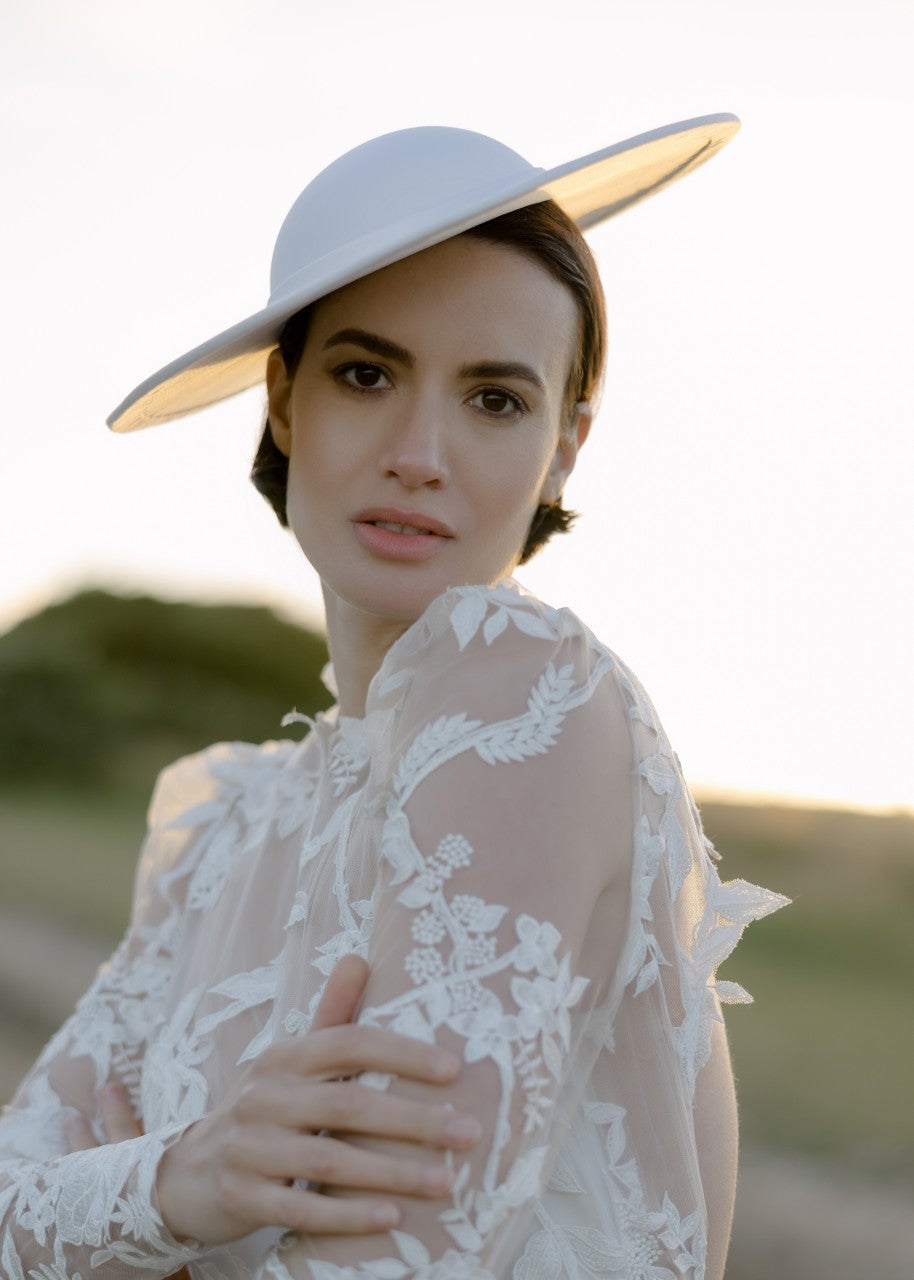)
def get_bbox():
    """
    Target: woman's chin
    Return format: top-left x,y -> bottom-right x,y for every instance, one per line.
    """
319,565 -> 457,627
317,558 -> 510,628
